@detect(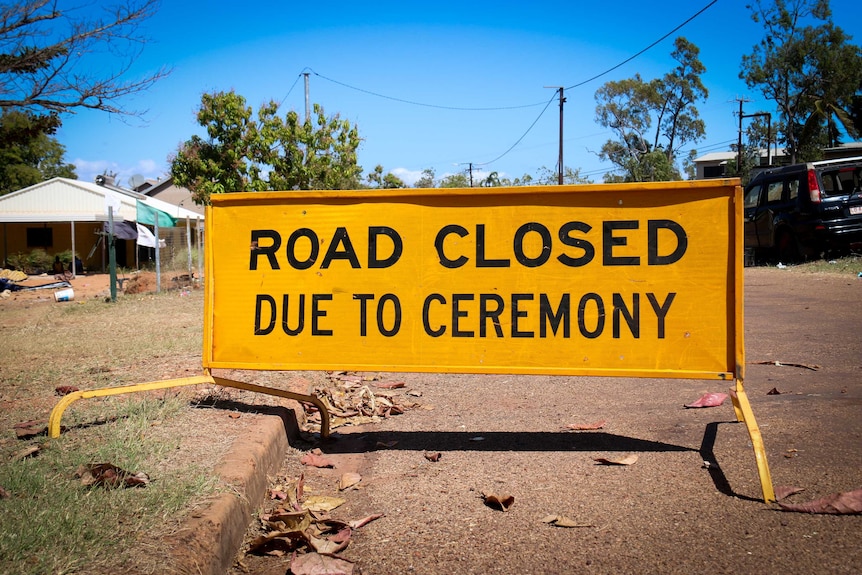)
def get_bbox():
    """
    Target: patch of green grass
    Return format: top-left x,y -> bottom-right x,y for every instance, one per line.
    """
790,254 -> 862,276
0,395 -> 218,575
0,288 -> 222,574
